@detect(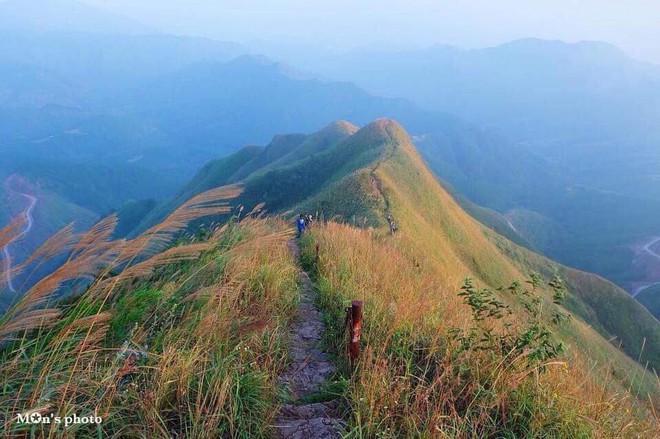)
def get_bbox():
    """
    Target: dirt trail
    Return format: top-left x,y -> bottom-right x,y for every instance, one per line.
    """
275,239 -> 345,439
